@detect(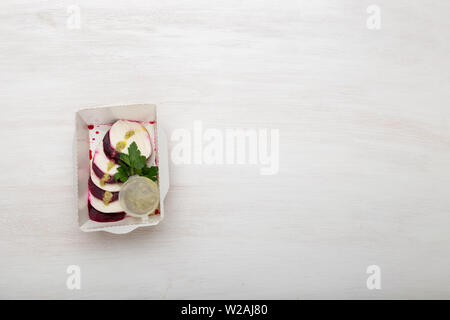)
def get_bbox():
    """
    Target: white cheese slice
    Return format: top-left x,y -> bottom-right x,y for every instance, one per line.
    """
93,142 -> 119,175
89,191 -> 123,213
110,120 -> 152,158
90,170 -> 122,192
